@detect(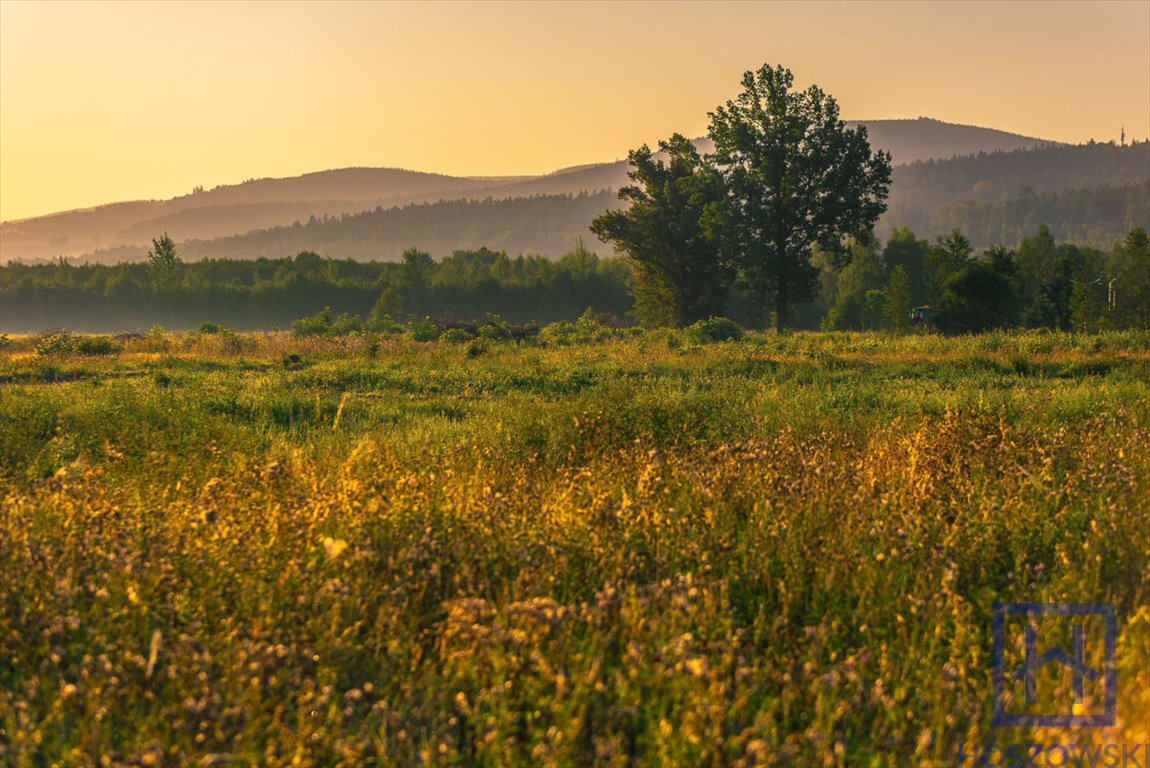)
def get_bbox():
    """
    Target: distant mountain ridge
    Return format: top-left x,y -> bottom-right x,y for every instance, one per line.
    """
847,117 -> 1059,164
73,143 -> 1149,266
0,118 -> 1078,262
